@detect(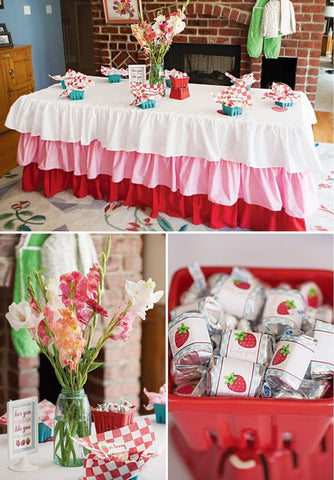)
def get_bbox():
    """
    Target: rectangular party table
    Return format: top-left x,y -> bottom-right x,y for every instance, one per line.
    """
5,77 -> 321,231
